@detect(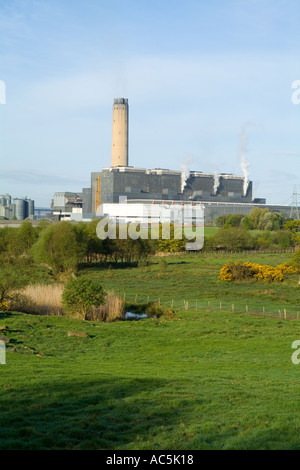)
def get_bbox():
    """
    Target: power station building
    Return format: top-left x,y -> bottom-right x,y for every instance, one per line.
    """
90,167 -> 255,207
52,98 -> 292,222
